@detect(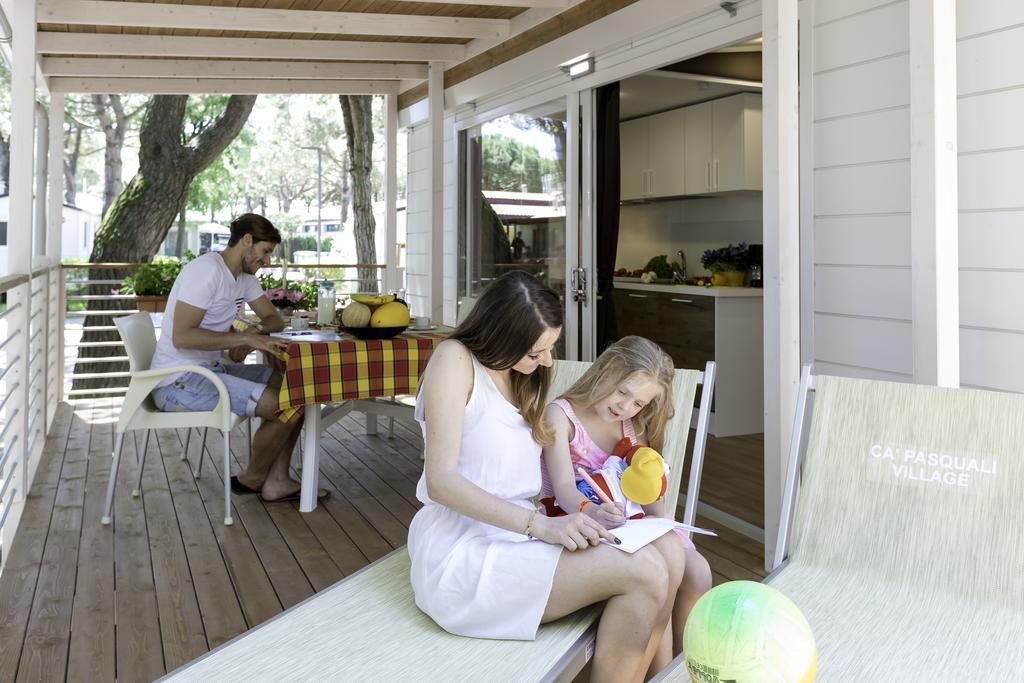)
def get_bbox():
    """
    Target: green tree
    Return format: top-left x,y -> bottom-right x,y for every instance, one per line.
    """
481,134 -> 547,193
